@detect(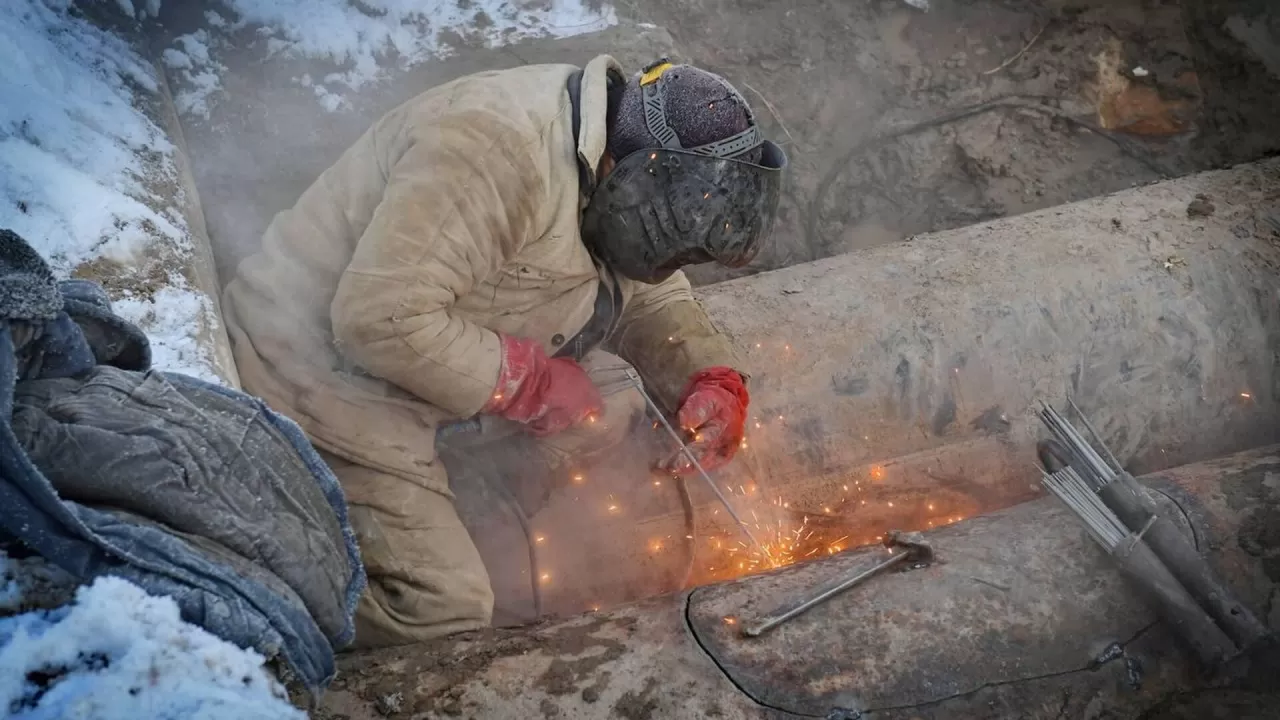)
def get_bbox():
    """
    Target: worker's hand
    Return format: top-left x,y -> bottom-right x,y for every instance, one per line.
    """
482,334 -> 603,437
664,367 -> 749,474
